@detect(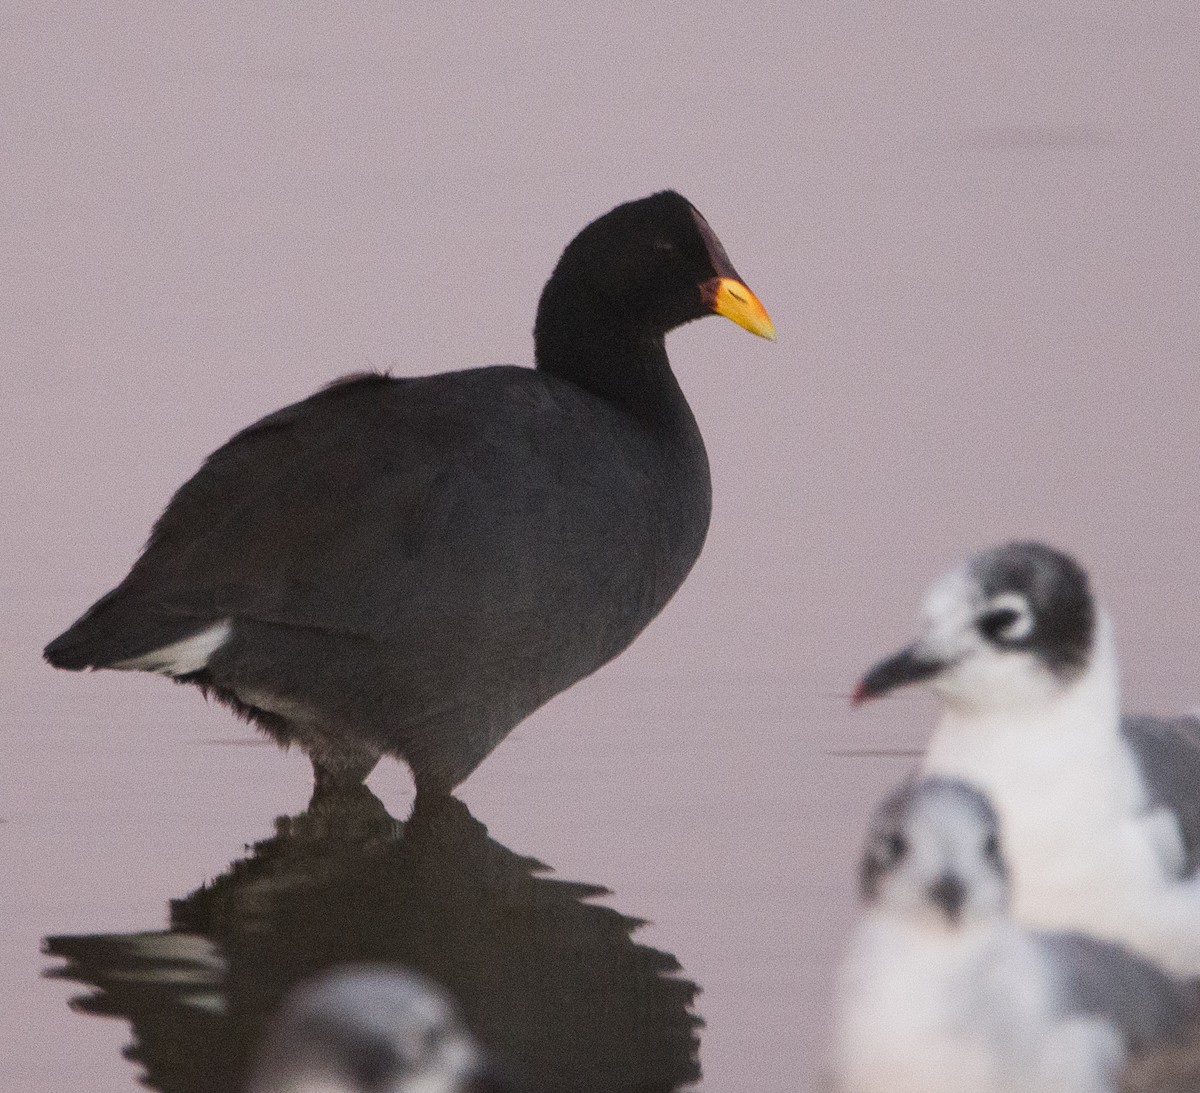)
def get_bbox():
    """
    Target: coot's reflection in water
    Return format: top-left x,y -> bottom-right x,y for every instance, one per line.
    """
44,788 -> 701,1093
